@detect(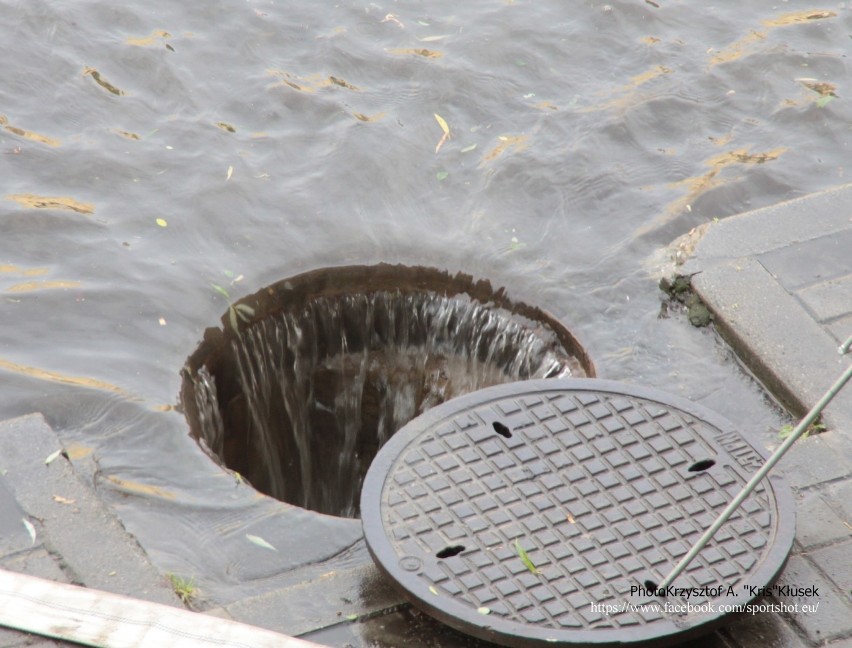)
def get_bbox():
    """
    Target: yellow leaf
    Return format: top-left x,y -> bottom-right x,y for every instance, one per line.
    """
105,475 -> 176,500
156,218 -> 168,227
434,113 -> 449,135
